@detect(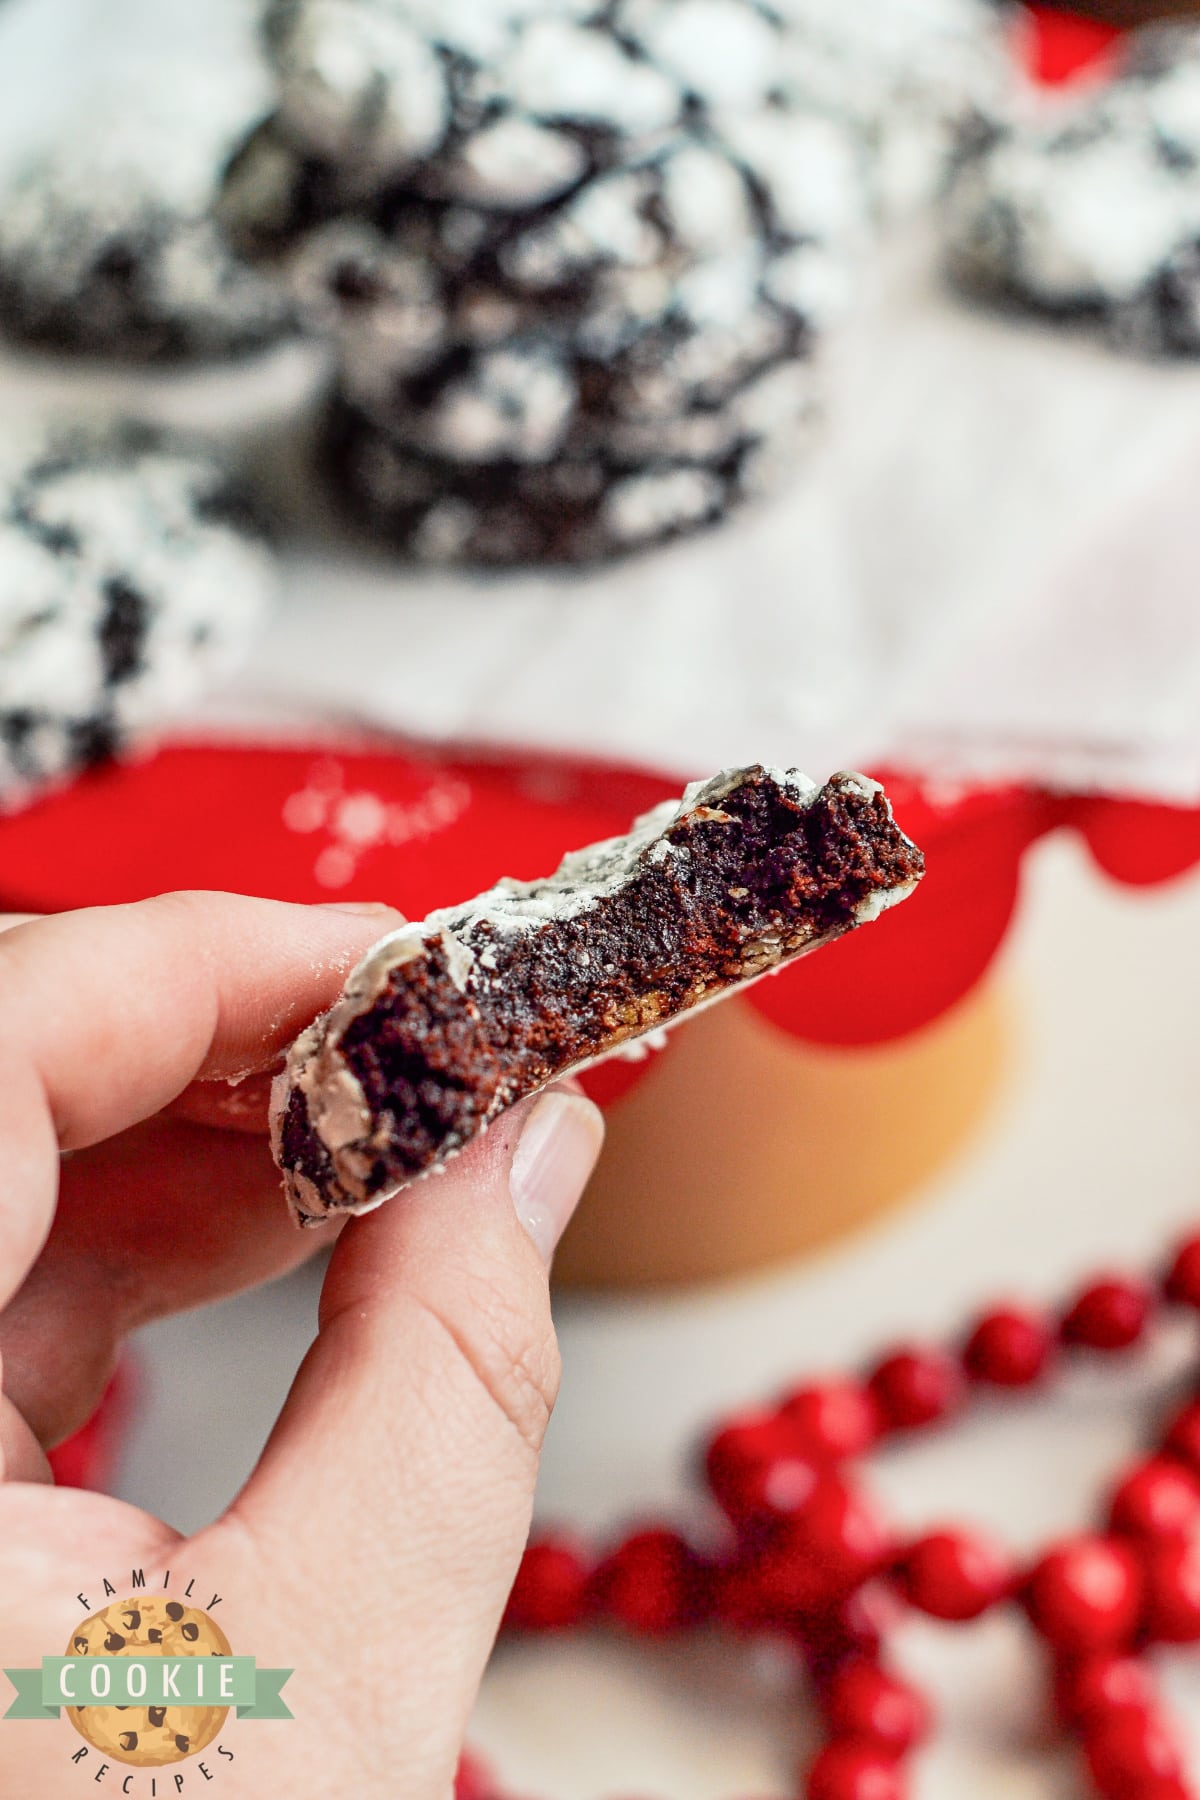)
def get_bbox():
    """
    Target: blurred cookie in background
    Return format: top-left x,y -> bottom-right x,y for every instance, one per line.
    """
221,0 -> 871,564
775,0 -> 1013,215
0,82 -> 297,364
320,383 -> 807,564
943,23 -> 1200,355
0,420 -> 277,809
294,118 -> 858,423
260,0 -> 798,193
